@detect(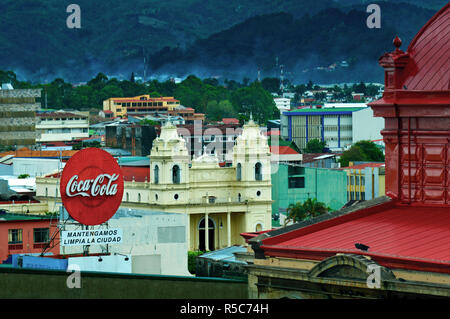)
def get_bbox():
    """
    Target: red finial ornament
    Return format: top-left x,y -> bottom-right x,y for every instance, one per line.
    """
393,36 -> 402,51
